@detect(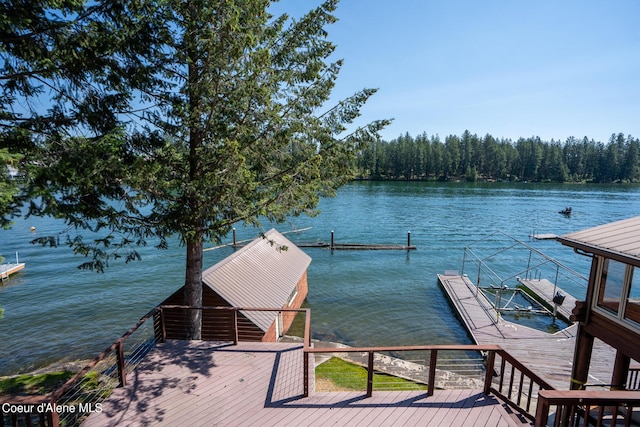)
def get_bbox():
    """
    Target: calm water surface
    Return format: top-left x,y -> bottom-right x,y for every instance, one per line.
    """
1,181 -> 639,374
